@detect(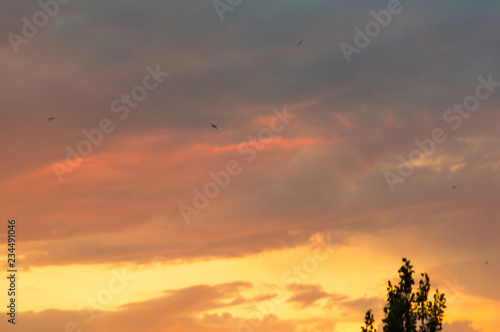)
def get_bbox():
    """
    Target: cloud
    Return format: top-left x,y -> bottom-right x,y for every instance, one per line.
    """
286,284 -> 330,308
443,320 -> 482,332
17,282 -> 299,332
337,296 -> 384,317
